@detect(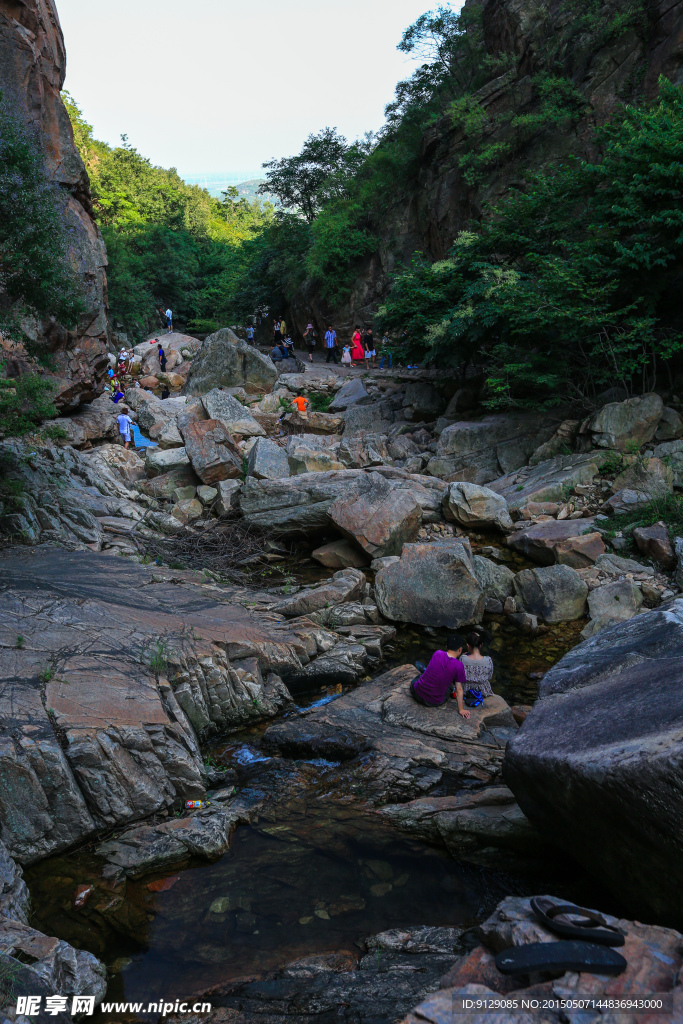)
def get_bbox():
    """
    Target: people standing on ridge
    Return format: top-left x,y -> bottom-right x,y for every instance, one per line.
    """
117,406 -> 133,449
165,307 -> 173,333
351,326 -> 364,362
461,630 -> 494,698
324,325 -> 339,363
304,323 -> 317,362
364,327 -> 376,369
409,635 -> 470,719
